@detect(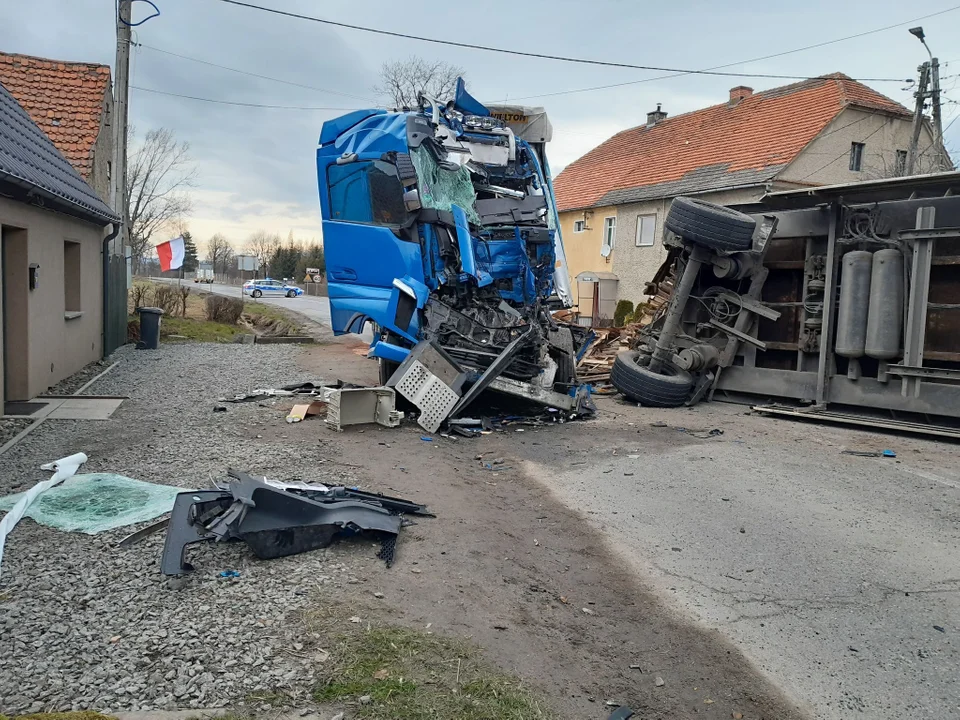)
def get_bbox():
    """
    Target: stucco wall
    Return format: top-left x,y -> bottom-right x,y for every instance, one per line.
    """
88,87 -> 113,206
559,205 -> 617,307
778,108 -> 943,186
0,198 -> 104,404
610,188 -> 762,304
